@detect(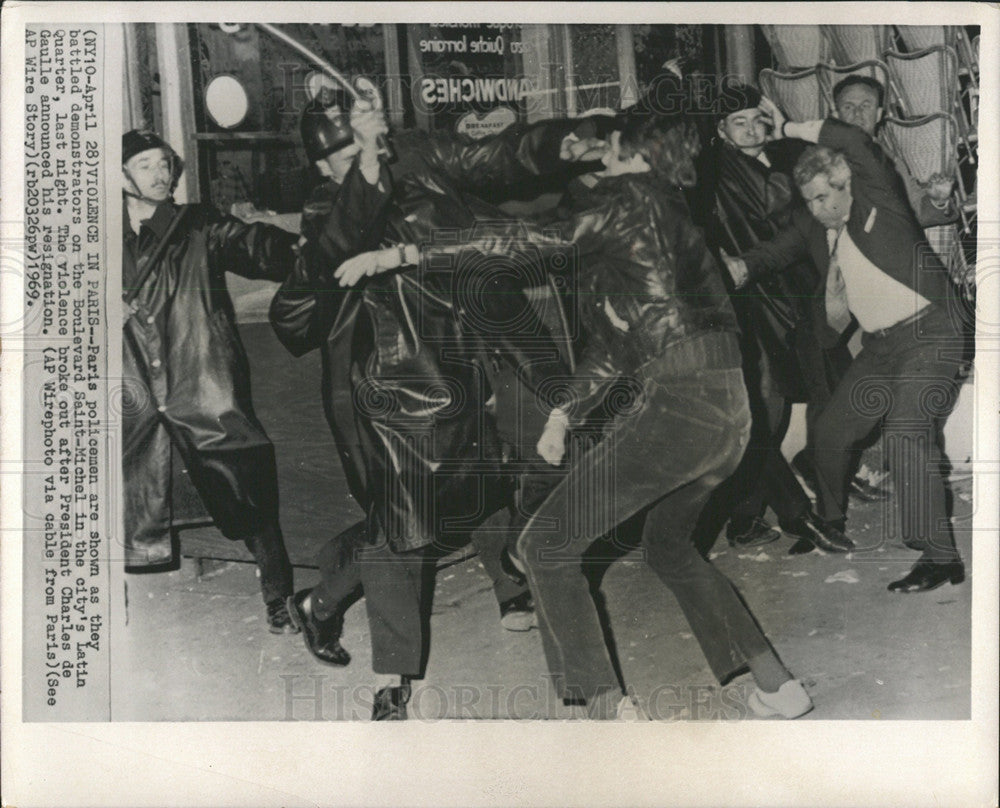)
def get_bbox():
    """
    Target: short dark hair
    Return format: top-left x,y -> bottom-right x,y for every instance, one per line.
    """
793,144 -> 851,189
832,75 -> 885,107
